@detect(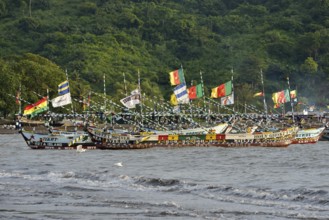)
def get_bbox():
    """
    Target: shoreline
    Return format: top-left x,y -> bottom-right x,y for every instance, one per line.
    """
0,128 -> 20,134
